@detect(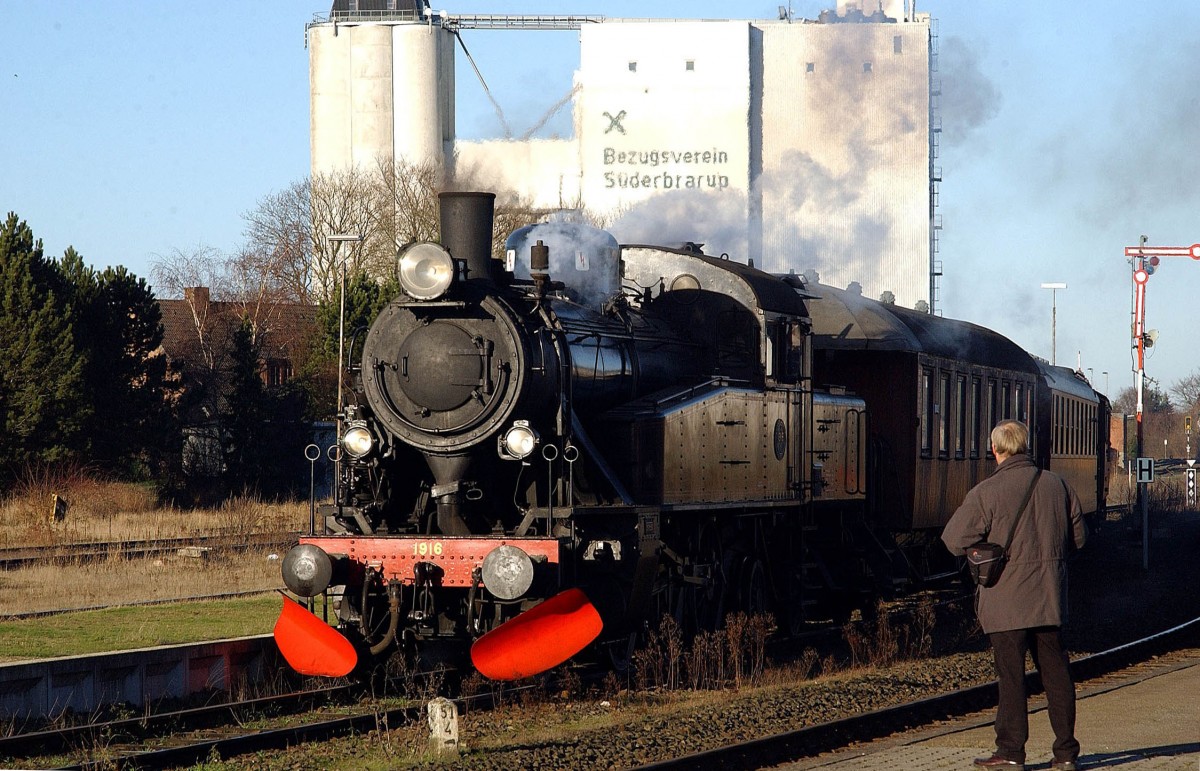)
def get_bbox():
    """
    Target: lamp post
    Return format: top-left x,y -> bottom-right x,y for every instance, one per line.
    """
1040,282 -> 1067,365
327,233 -> 363,521
328,233 -> 364,419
